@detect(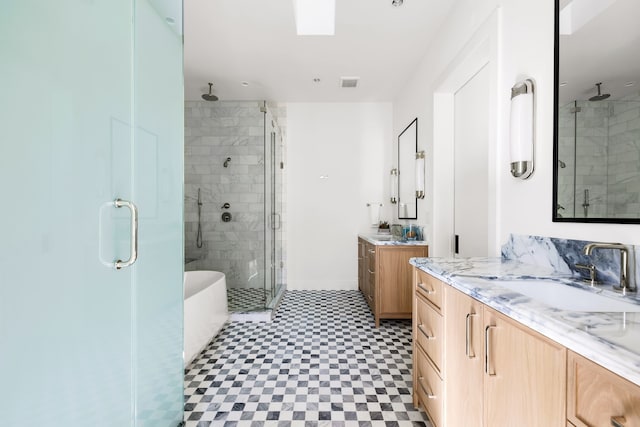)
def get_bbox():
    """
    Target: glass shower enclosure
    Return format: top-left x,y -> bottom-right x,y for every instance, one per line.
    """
557,97 -> 640,219
184,101 -> 285,312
